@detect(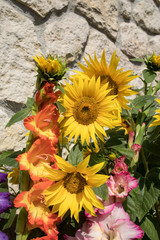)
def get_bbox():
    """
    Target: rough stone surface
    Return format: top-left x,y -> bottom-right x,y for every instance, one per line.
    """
0,0 -> 41,104
75,0 -> 118,40
16,0 -> 69,18
0,108 -> 26,152
120,22 -> 148,58
44,13 -> 89,64
133,0 -> 160,34
148,36 -> 160,55
120,0 -> 131,19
